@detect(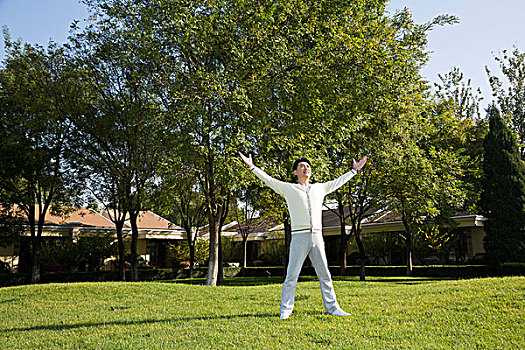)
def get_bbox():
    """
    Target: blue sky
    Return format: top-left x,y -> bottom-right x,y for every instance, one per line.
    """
1,0 -> 524,109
